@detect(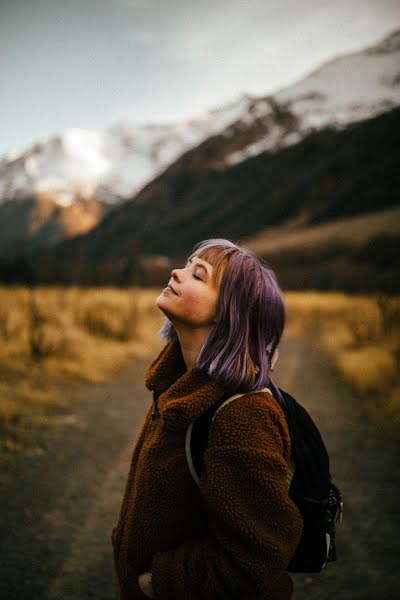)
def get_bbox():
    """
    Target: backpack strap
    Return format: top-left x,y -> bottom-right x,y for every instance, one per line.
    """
186,387 -> 296,488
211,387 -> 272,424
